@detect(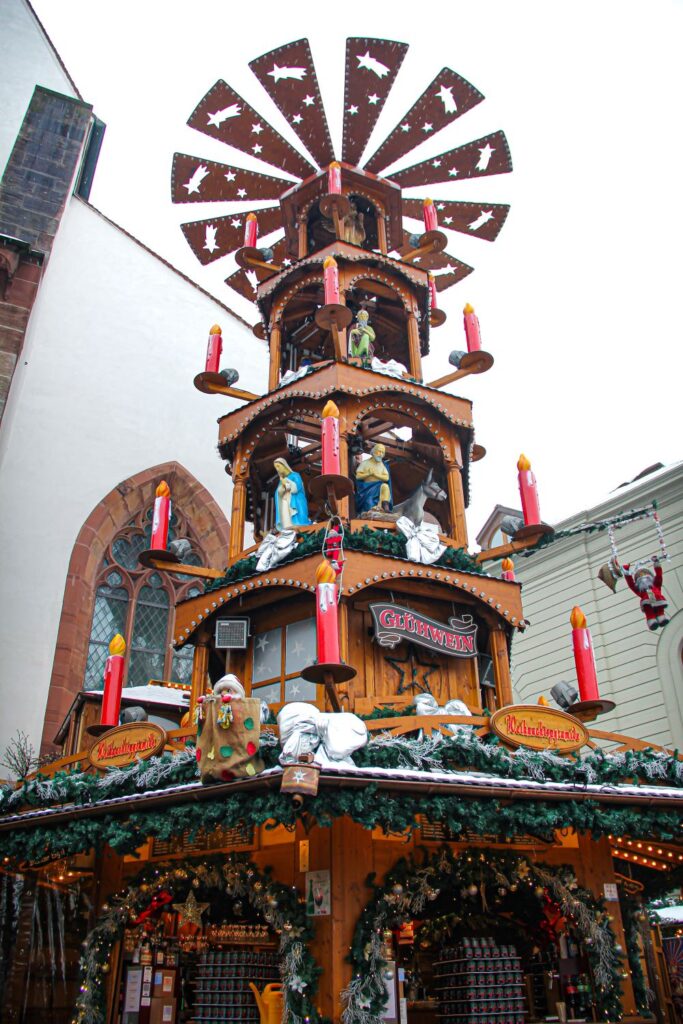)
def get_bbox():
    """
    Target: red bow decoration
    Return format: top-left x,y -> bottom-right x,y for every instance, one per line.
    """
133,889 -> 173,925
